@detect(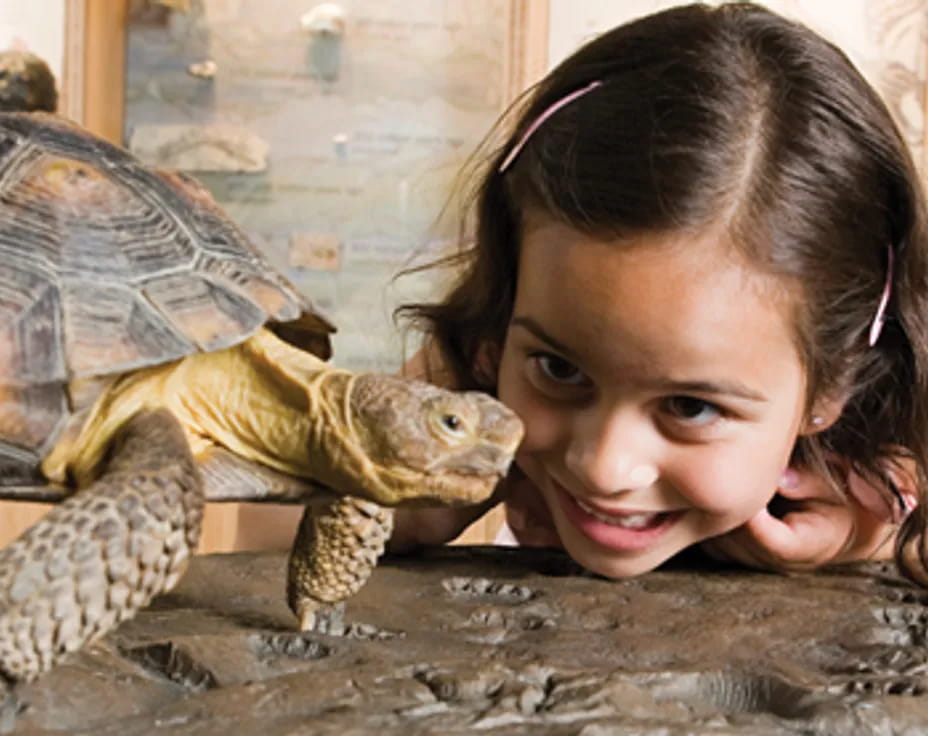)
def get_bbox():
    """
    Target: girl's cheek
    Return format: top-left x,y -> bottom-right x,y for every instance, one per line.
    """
670,452 -> 778,518
499,379 -> 564,454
